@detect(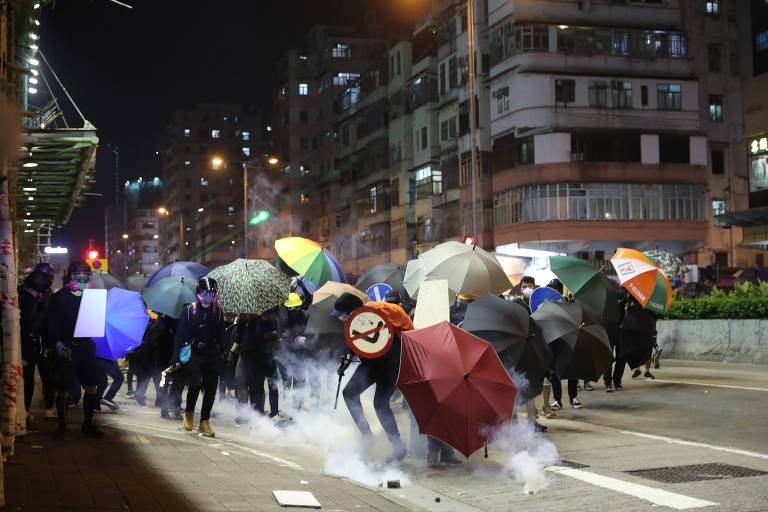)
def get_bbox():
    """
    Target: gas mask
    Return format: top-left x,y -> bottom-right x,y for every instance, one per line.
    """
522,287 -> 534,299
70,271 -> 91,292
197,290 -> 218,308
